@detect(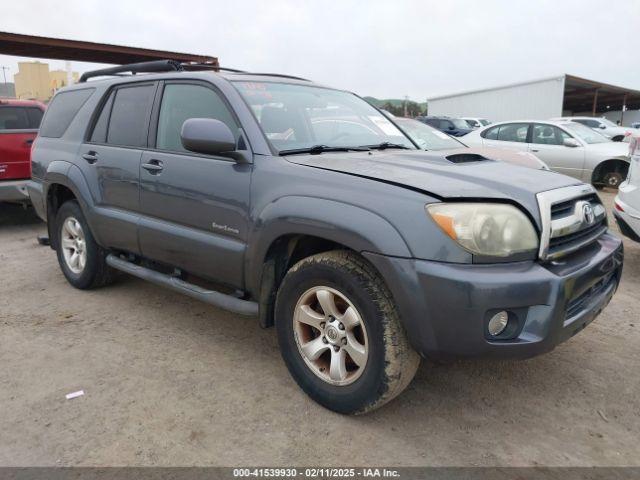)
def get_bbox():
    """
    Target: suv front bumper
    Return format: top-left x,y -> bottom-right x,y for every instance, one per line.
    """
364,232 -> 623,361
